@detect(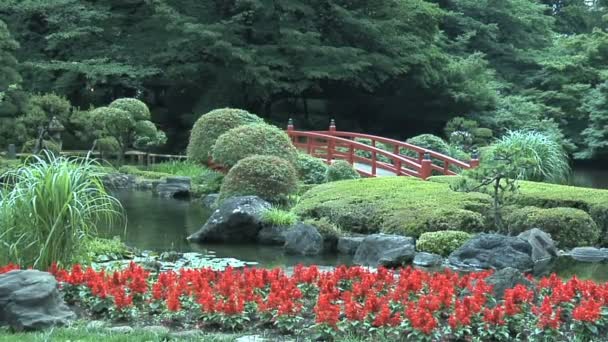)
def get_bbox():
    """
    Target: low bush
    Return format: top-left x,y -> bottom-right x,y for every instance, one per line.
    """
193,169 -> 224,194
212,123 -> 298,168
79,236 -> 130,263
21,139 -> 60,155
506,206 -> 600,248
261,208 -> 298,227
295,153 -> 328,184
405,134 -> 450,155
326,160 -> 360,182
147,160 -> 207,179
118,165 -> 171,179
187,108 -> 263,163
219,155 -> 298,203
304,217 -> 343,240
416,230 -> 472,256
294,177 -> 490,236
